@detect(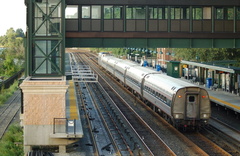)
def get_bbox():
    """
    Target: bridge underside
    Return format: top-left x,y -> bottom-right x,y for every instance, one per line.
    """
66,37 -> 240,48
